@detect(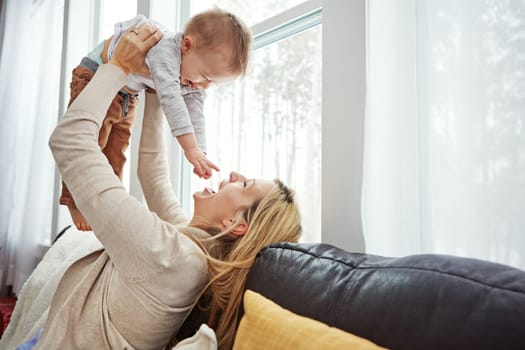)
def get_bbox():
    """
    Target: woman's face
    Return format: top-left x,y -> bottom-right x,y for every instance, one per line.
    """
192,171 -> 273,230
